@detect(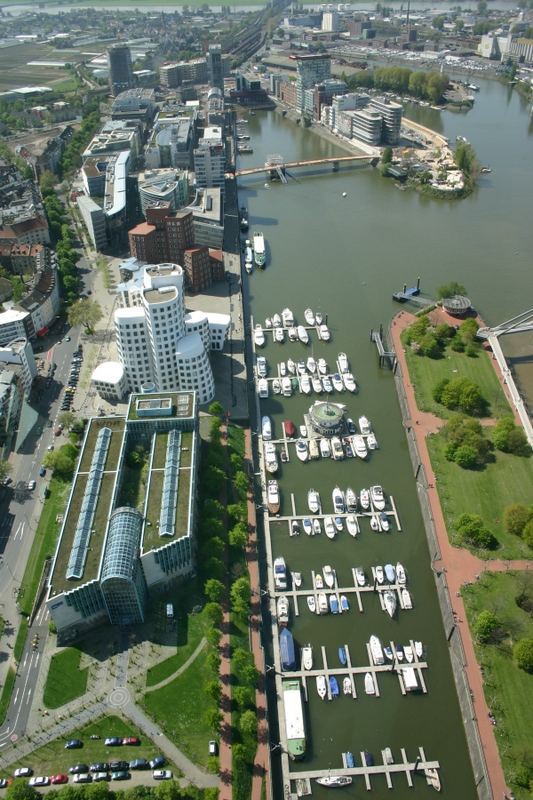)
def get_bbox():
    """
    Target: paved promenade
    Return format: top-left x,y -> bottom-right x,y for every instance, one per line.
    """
391,309 -> 532,800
